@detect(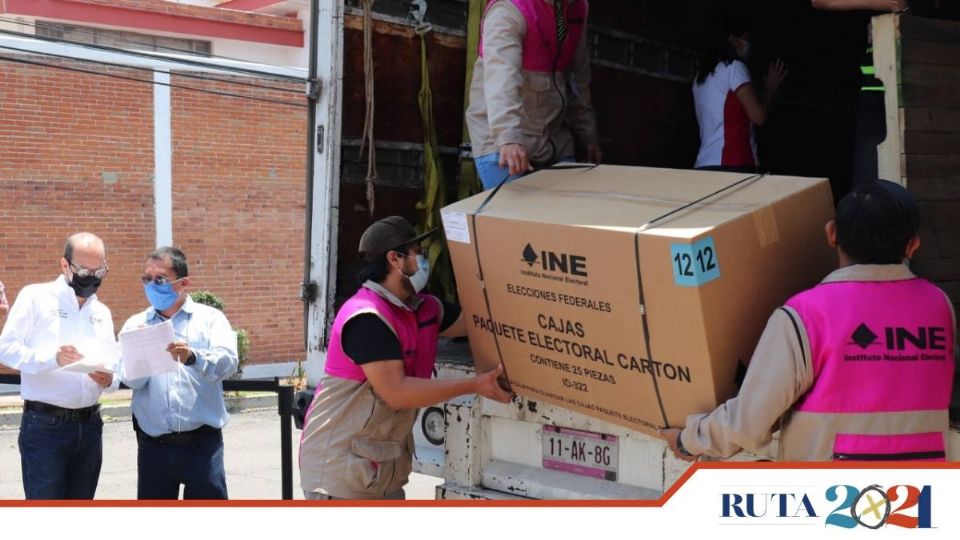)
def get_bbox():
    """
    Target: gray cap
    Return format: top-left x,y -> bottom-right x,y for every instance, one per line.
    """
358,216 -> 436,262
